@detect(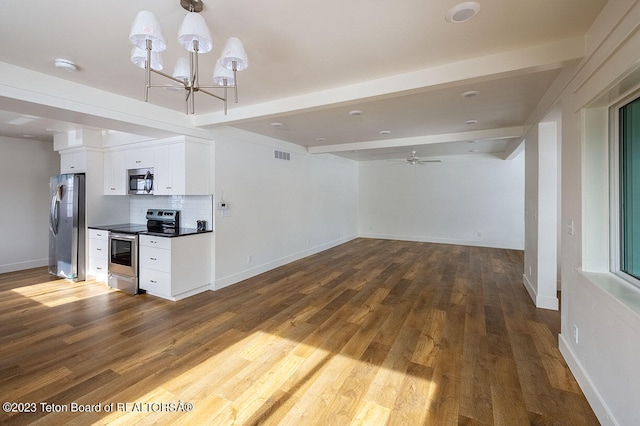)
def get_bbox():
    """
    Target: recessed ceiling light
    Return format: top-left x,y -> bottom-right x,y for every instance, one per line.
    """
461,90 -> 480,98
271,122 -> 284,128
22,134 -> 37,139
349,110 -> 363,116
54,58 -> 78,72
379,130 -> 391,135
469,149 -> 479,153
465,119 -> 478,125
446,2 -> 481,24
315,137 -> 326,142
